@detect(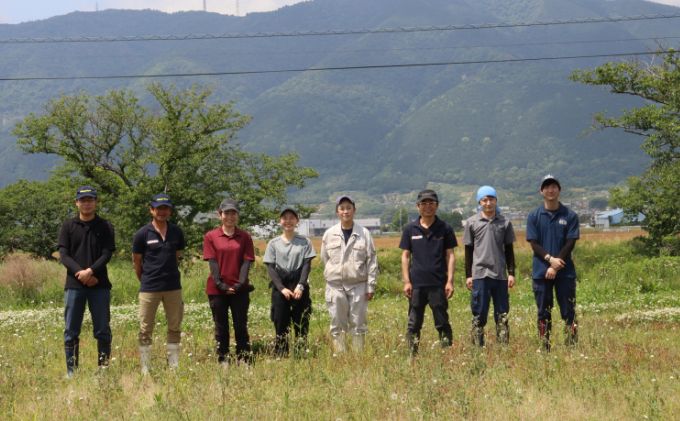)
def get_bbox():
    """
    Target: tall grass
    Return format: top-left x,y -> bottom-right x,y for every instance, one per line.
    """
0,238 -> 679,419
